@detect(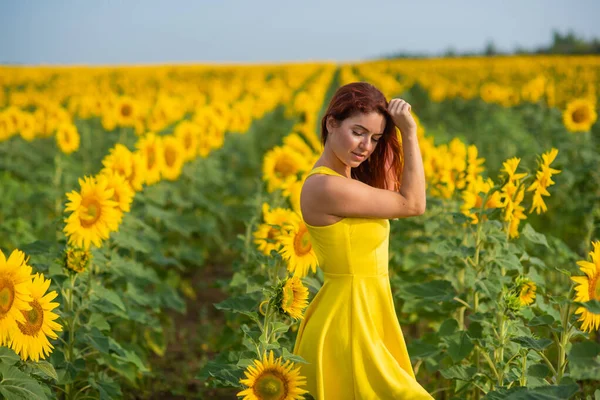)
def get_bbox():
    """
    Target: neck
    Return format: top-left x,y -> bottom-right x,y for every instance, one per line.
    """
316,144 -> 351,178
